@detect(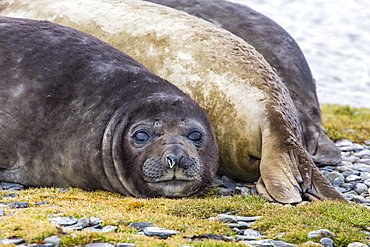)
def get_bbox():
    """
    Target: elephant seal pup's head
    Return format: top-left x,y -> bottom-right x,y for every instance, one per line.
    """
106,93 -> 218,198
